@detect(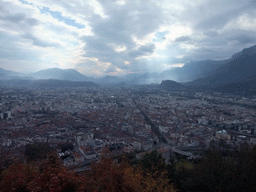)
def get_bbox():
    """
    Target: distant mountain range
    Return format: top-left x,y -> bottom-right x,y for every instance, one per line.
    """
1,44 -> 256,91
0,67 -> 22,77
0,67 -> 126,85
133,45 -> 256,85
0,67 -> 33,80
